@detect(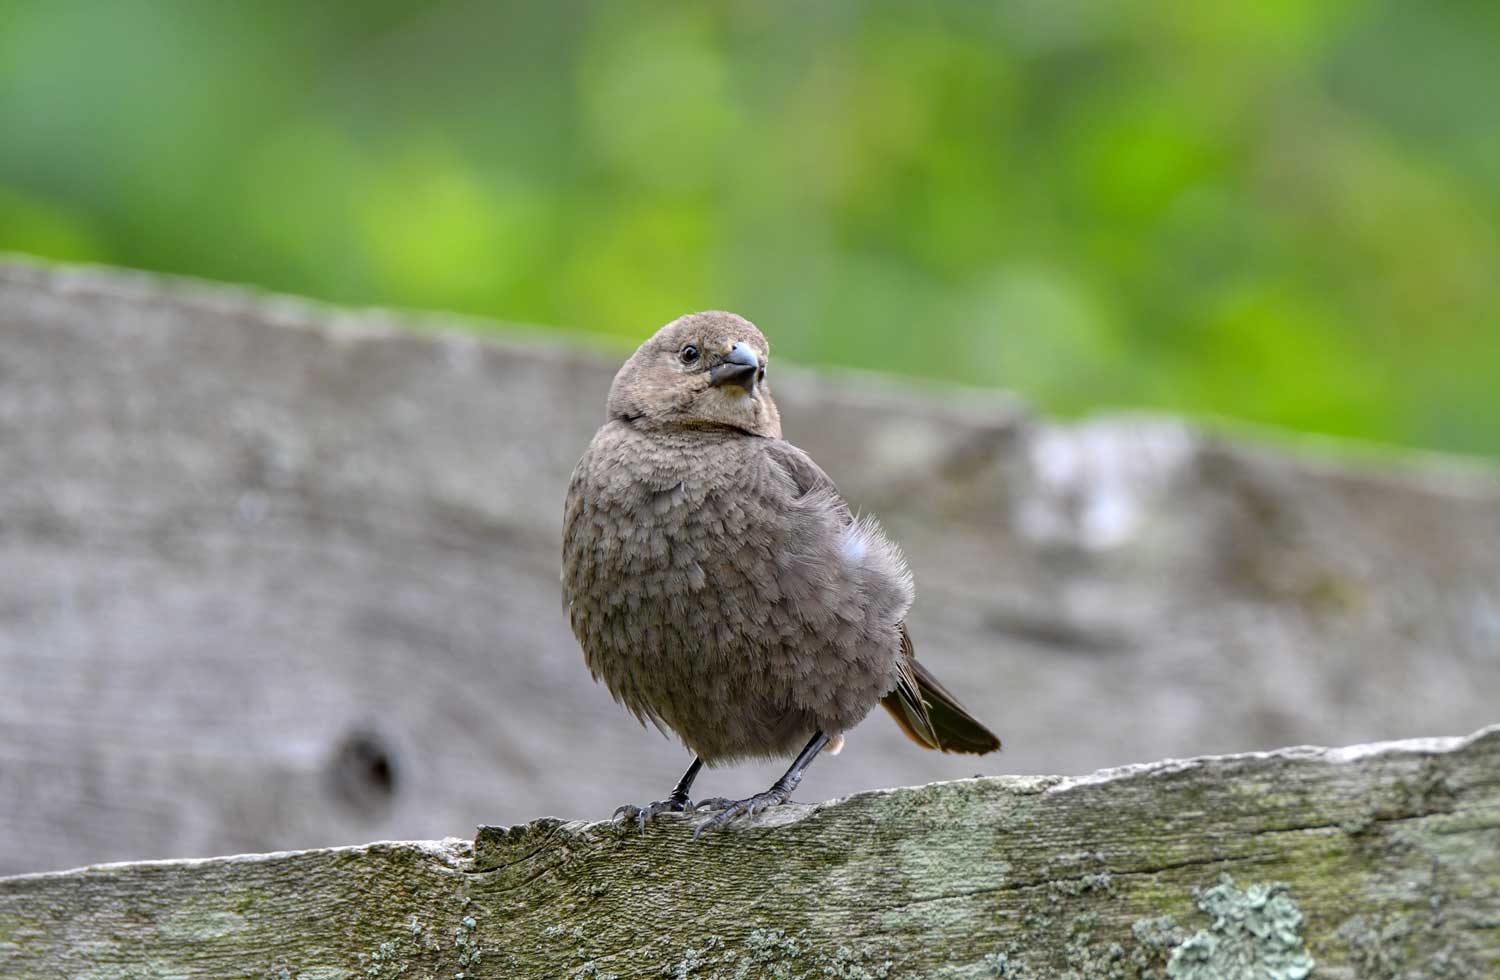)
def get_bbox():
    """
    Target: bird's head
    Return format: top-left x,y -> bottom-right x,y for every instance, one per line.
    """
606,311 -> 782,438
